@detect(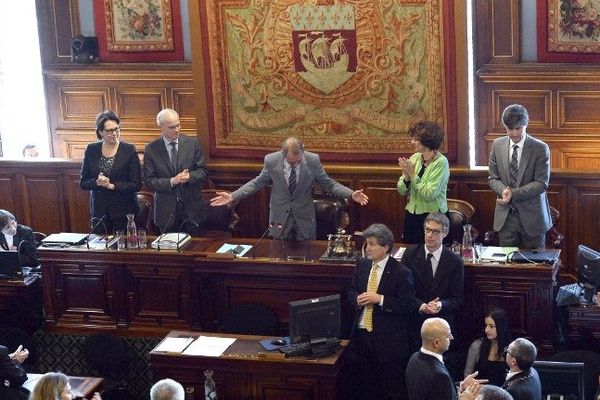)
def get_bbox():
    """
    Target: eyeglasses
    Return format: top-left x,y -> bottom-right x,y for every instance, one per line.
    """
424,227 -> 443,236
502,346 -> 513,358
103,127 -> 120,134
